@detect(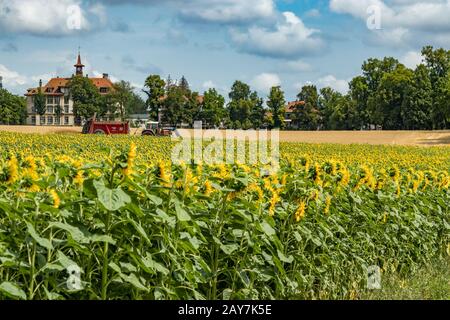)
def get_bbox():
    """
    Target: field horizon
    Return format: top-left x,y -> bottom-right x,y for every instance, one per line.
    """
0,125 -> 449,146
